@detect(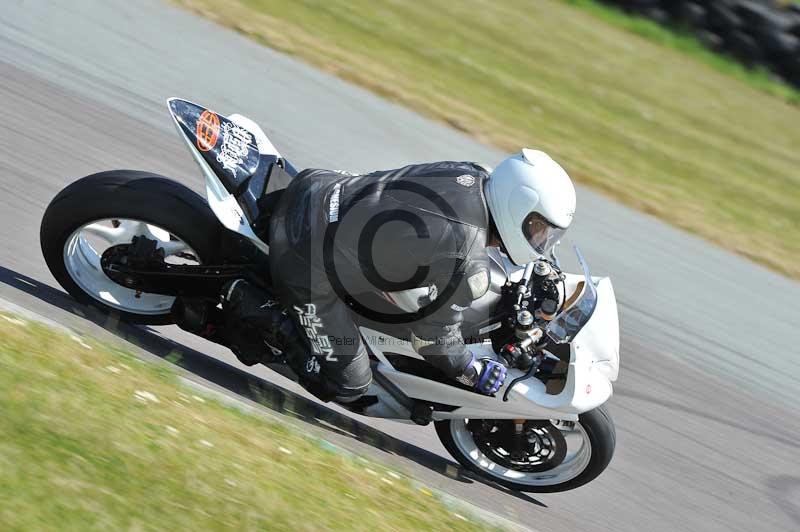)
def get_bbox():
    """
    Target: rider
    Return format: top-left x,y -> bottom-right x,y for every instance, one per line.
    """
222,149 -> 576,404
